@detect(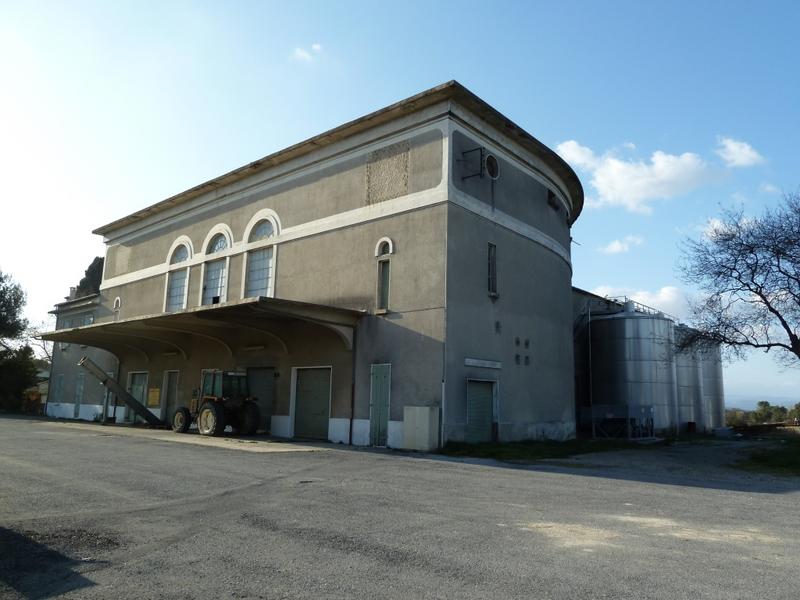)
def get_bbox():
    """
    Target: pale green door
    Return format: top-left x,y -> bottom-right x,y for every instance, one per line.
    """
127,372 -> 148,423
370,364 -> 390,446
294,368 -> 331,439
466,380 -> 494,443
